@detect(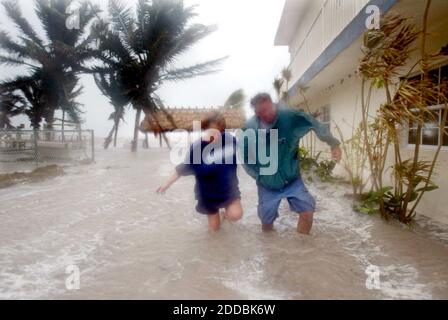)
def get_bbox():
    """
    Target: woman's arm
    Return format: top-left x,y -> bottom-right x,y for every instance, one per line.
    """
156,171 -> 181,195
